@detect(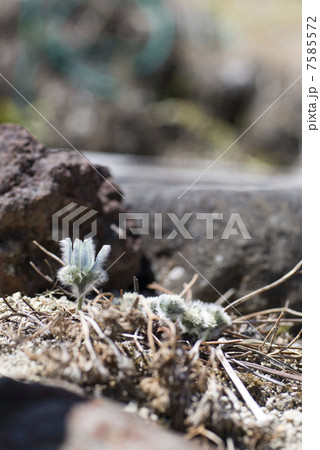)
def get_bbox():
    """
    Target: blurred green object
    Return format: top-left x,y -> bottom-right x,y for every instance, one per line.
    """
0,0 -> 300,163
0,97 -> 24,124
149,99 -> 239,155
0,97 -> 50,143
17,0 -> 175,100
133,0 -> 175,76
